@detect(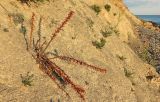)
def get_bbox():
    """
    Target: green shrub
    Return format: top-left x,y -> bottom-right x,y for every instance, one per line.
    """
101,29 -> 112,37
139,48 -> 150,62
104,4 -> 111,12
86,18 -> 94,29
124,68 -> 133,78
110,26 -> 120,36
19,25 -> 27,34
92,38 -> 106,49
116,55 -> 127,61
90,5 -> 101,15
8,13 -> 24,25
20,72 -> 34,86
